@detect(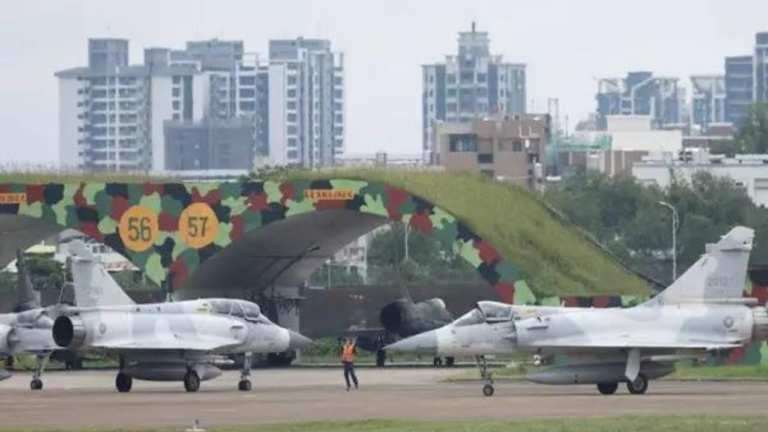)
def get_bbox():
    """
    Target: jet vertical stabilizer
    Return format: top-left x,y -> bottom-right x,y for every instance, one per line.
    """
68,240 -> 136,307
15,250 -> 40,311
644,226 -> 754,306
